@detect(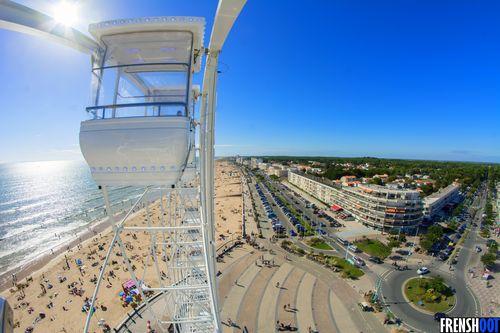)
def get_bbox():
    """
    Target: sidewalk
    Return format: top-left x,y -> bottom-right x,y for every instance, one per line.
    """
465,244 -> 499,316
